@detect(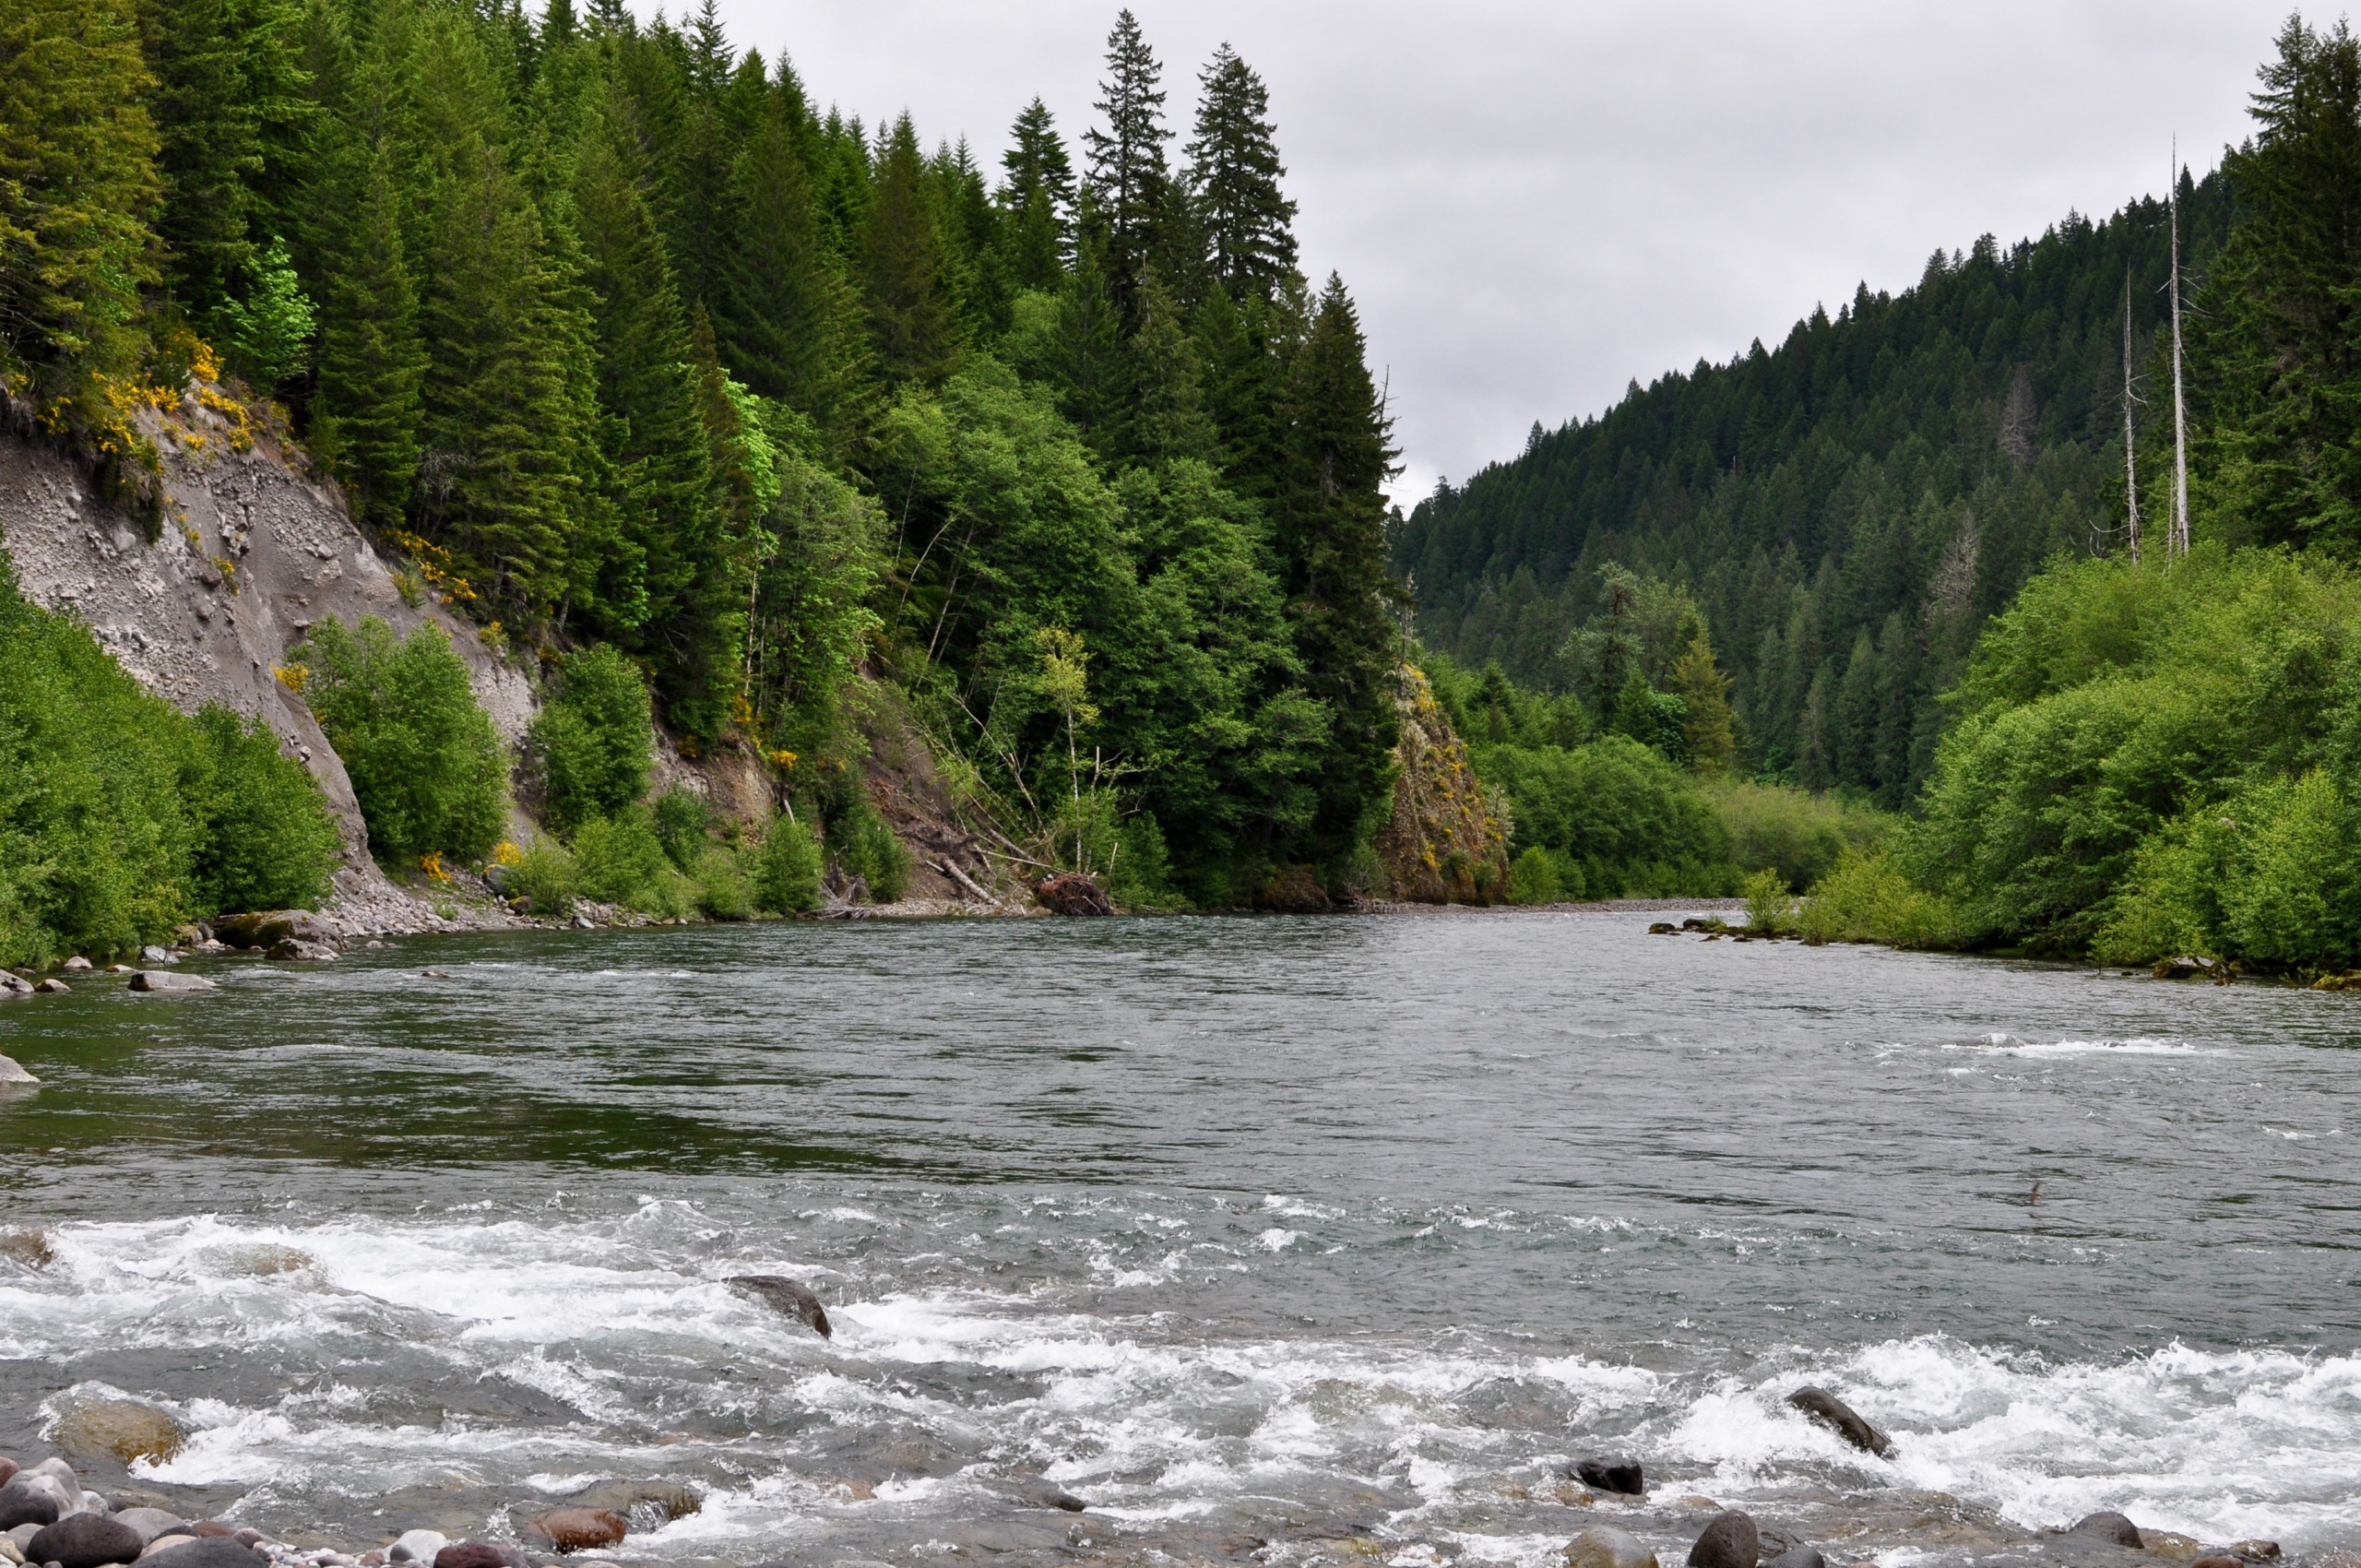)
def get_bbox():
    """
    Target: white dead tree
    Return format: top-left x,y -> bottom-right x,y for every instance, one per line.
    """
2169,139 -> 2191,556
2123,271 -> 2141,564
